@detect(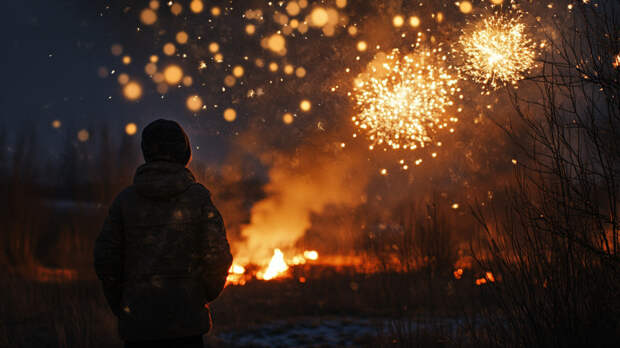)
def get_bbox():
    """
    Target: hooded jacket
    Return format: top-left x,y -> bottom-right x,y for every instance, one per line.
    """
94,161 -> 232,341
